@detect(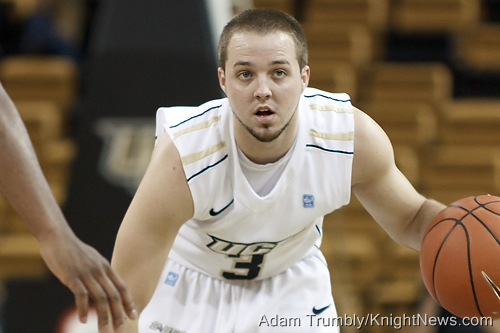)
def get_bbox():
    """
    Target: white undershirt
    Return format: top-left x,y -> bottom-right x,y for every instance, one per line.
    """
237,139 -> 296,197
